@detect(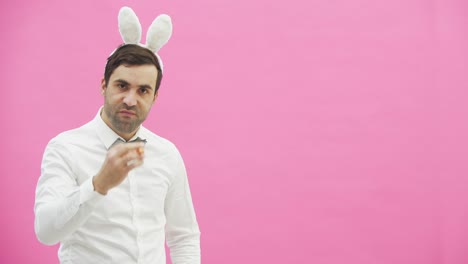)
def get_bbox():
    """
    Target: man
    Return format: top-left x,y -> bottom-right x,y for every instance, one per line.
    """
34,43 -> 201,263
